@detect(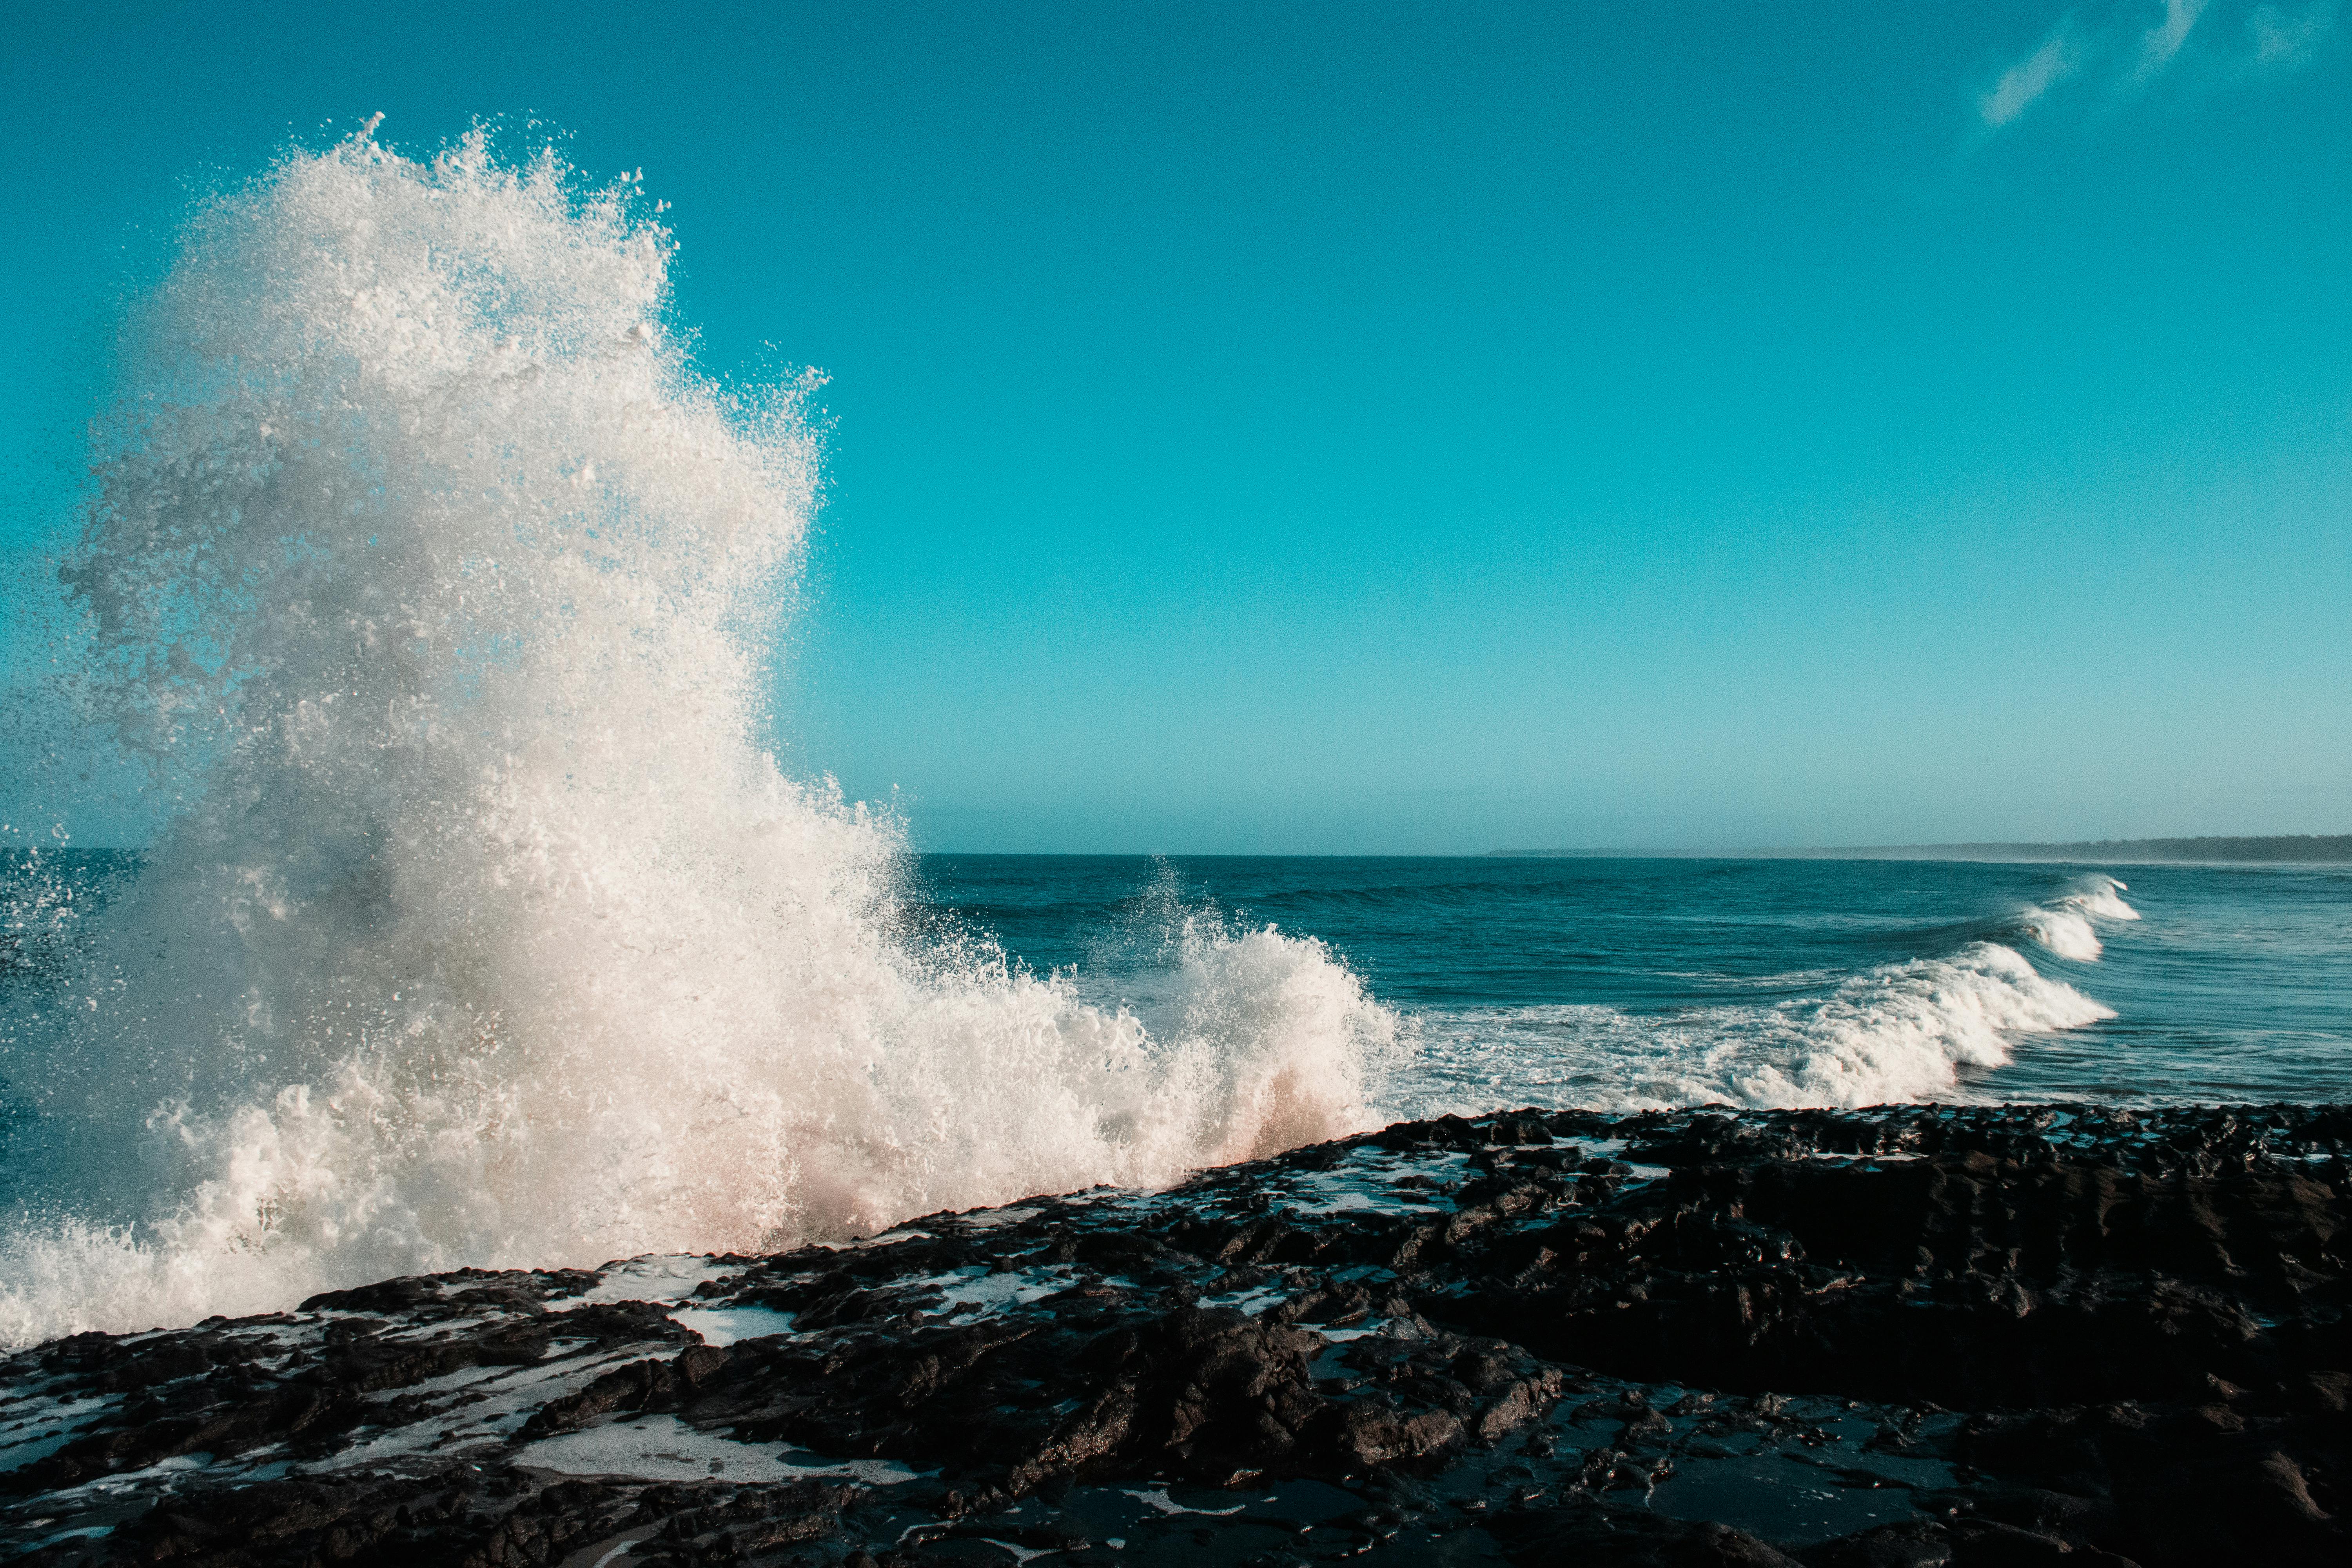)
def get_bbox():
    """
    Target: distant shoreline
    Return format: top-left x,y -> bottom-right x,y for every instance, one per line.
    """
1488,834 -> 2352,864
